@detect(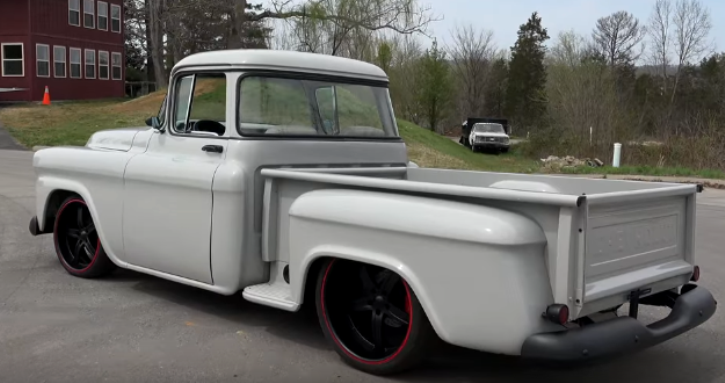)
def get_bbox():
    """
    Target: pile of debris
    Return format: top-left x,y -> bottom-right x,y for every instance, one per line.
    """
541,155 -> 604,169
